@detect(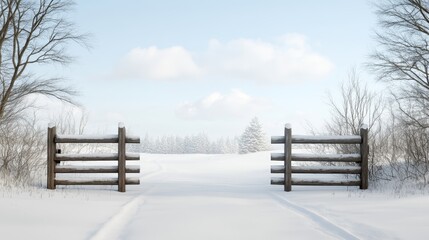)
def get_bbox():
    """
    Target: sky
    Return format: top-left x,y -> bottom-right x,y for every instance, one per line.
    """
35,0 -> 378,138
